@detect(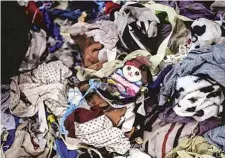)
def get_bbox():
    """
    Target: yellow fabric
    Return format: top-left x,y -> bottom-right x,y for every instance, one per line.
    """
166,136 -> 225,158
